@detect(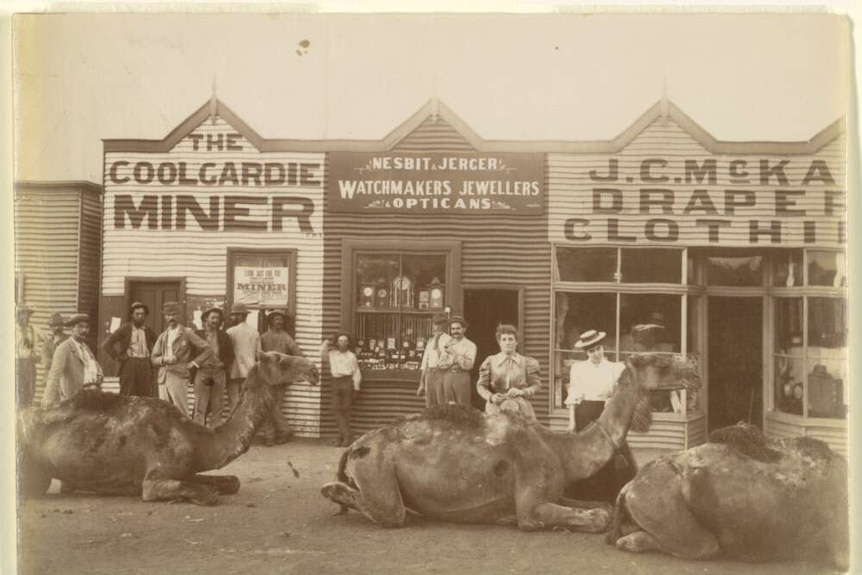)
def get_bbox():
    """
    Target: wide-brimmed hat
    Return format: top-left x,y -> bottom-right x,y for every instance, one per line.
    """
202,307 -> 224,321
17,302 -> 36,314
162,301 -> 180,315
130,301 -> 149,315
230,302 -> 249,315
266,309 -> 290,323
48,313 -> 65,327
449,315 -> 469,329
65,313 -> 91,327
574,329 -> 606,350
